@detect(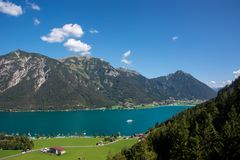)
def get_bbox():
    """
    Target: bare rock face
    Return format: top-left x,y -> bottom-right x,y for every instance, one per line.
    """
105,69 -> 119,77
0,51 -> 50,92
33,58 -> 50,91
